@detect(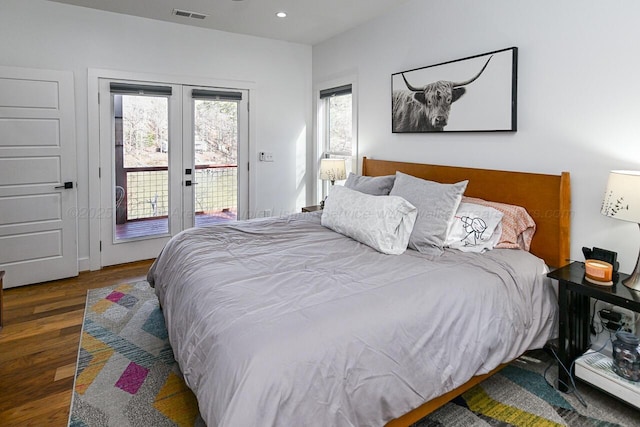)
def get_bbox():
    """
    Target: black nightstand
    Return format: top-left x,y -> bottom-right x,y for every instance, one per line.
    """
547,262 -> 640,391
301,205 -> 322,213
